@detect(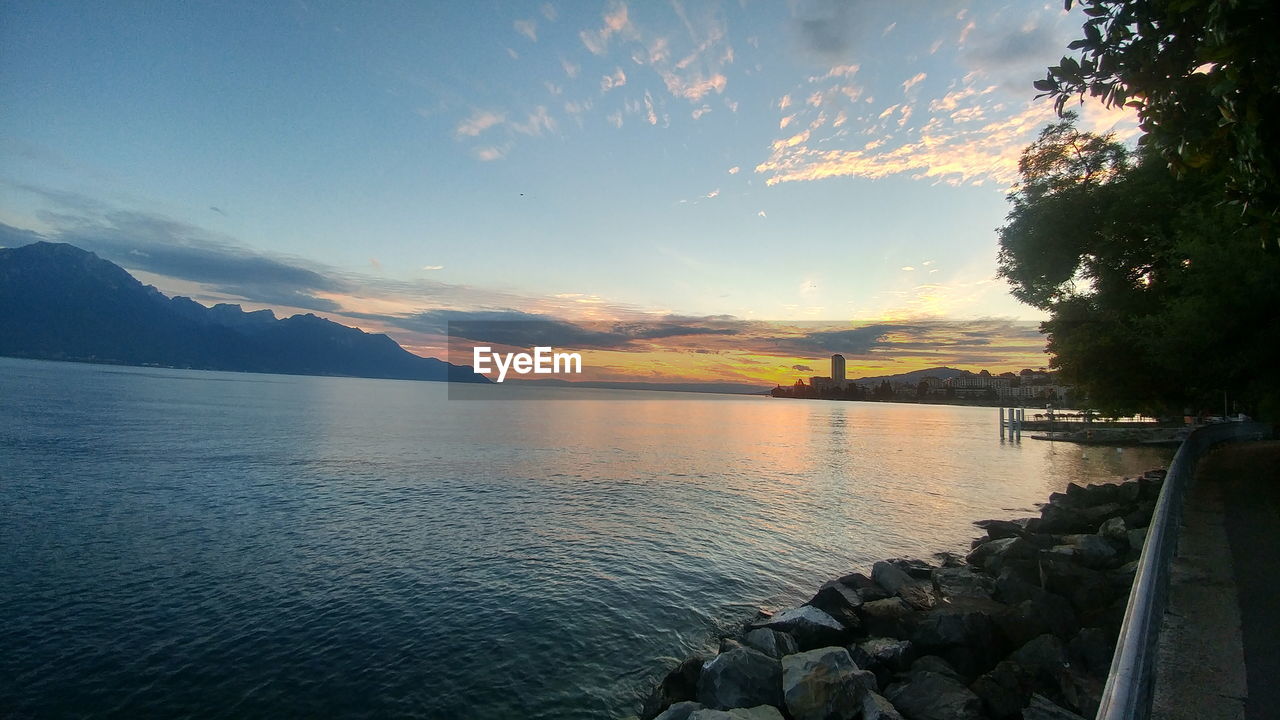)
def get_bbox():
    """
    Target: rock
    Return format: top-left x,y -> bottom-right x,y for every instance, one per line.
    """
998,594 -> 1079,647
932,566 -> 996,600
1068,627 -> 1114,677
688,707 -> 785,720
1038,503 -> 1093,534
1127,526 -> 1147,553
742,628 -> 799,659
934,551 -> 967,568
1039,552 -> 1115,616
1106,561 -> 1138,594
641,655 -> 705,720
861,691 -> 905,720
974,518 -> 1027,540
1123,501 -> 1156,530
1051,534 -> 1118,569
886,670 -> 984,720
885,557 -> 936,579
781,647 -> 869,720
910,598 -> 1005,676
855,637 -> 914,673
654,701 -> 702,720
1098,516 -> 1127,545
966,536 -> 1040,573
858,597 -> 916,639
696,648 -> 783,711
1010,634 -> 1069,676
1022,693 -> 1087,719
837,572 -> 891,602
807,580 -> 865,631
872,560 -> 935,609
750,605 -> 850,651
720,637 -> 744,653
970,660 -> 1031,720
1116,480 -> 1141,504
909,655 -> 966,684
